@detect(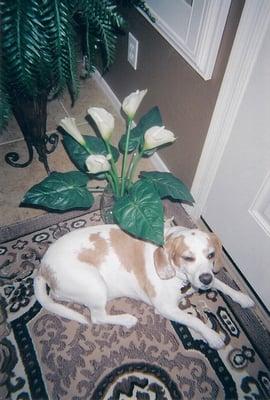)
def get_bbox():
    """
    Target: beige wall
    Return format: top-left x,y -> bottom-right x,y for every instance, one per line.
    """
104,1 -> 245,188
